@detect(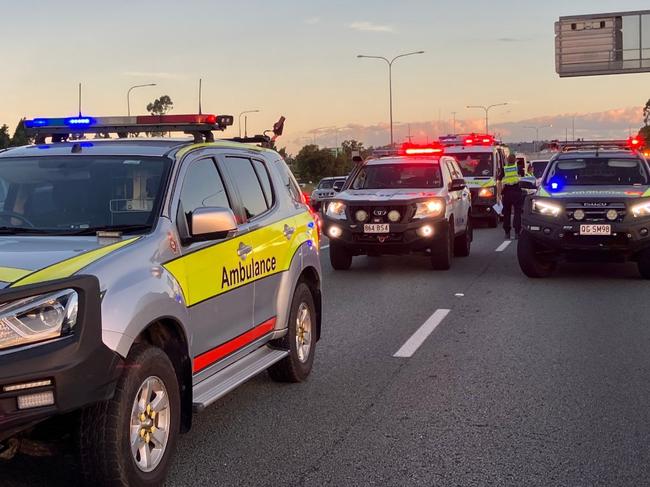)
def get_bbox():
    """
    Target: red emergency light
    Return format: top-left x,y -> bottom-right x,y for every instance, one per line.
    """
463,134 -> 495,146
627,135 -> 644,149
401,142 -> 444,156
